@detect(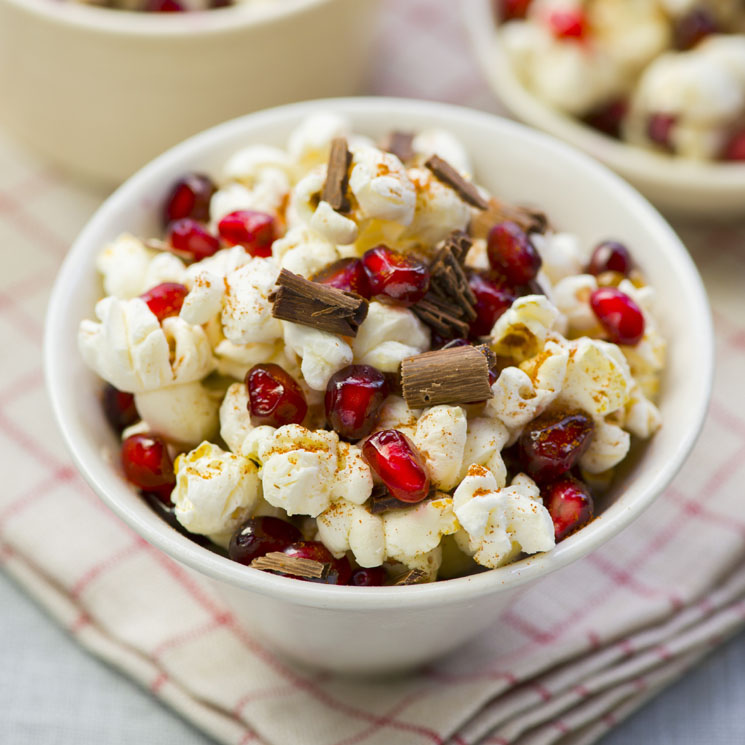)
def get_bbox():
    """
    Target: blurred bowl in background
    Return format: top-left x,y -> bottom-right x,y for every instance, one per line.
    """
462,0 -> 745,221
0,0 -> 380,185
